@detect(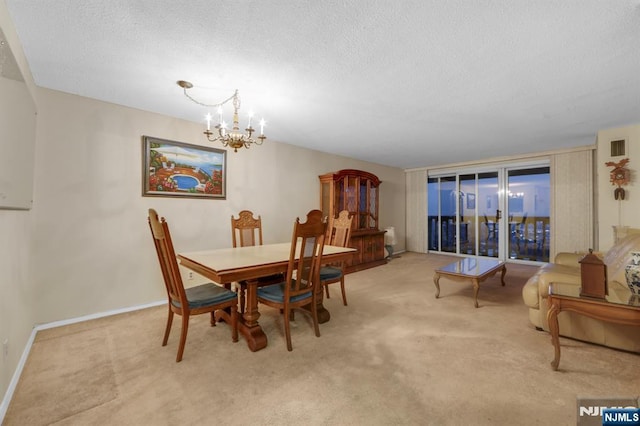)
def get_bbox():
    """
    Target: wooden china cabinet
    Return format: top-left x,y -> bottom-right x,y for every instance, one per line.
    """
319,169 -> 386,273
